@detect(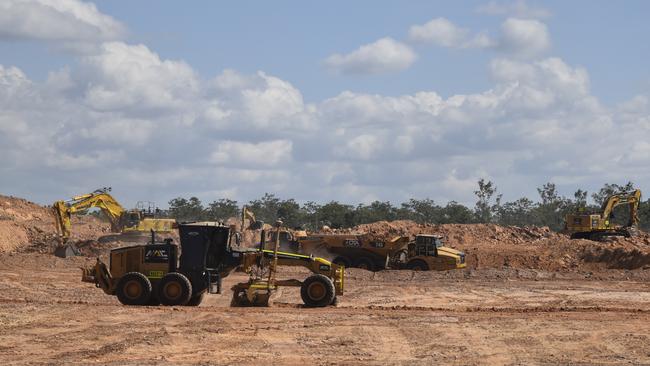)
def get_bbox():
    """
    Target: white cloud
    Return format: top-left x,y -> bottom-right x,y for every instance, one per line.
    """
408,18 -> 495,49
2,4 -> 650,207
324,37 -> 417,74
211,140 -> 293,167
499,18 -> 551,58
0,0 -> 125,42
477,0 -> 551,19
408,17 -> 550,59
81,42 -> 199,113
